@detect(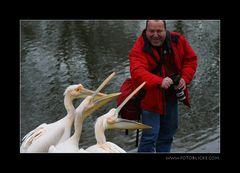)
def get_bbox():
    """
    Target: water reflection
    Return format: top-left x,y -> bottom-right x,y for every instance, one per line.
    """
20,20 -> 220,153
